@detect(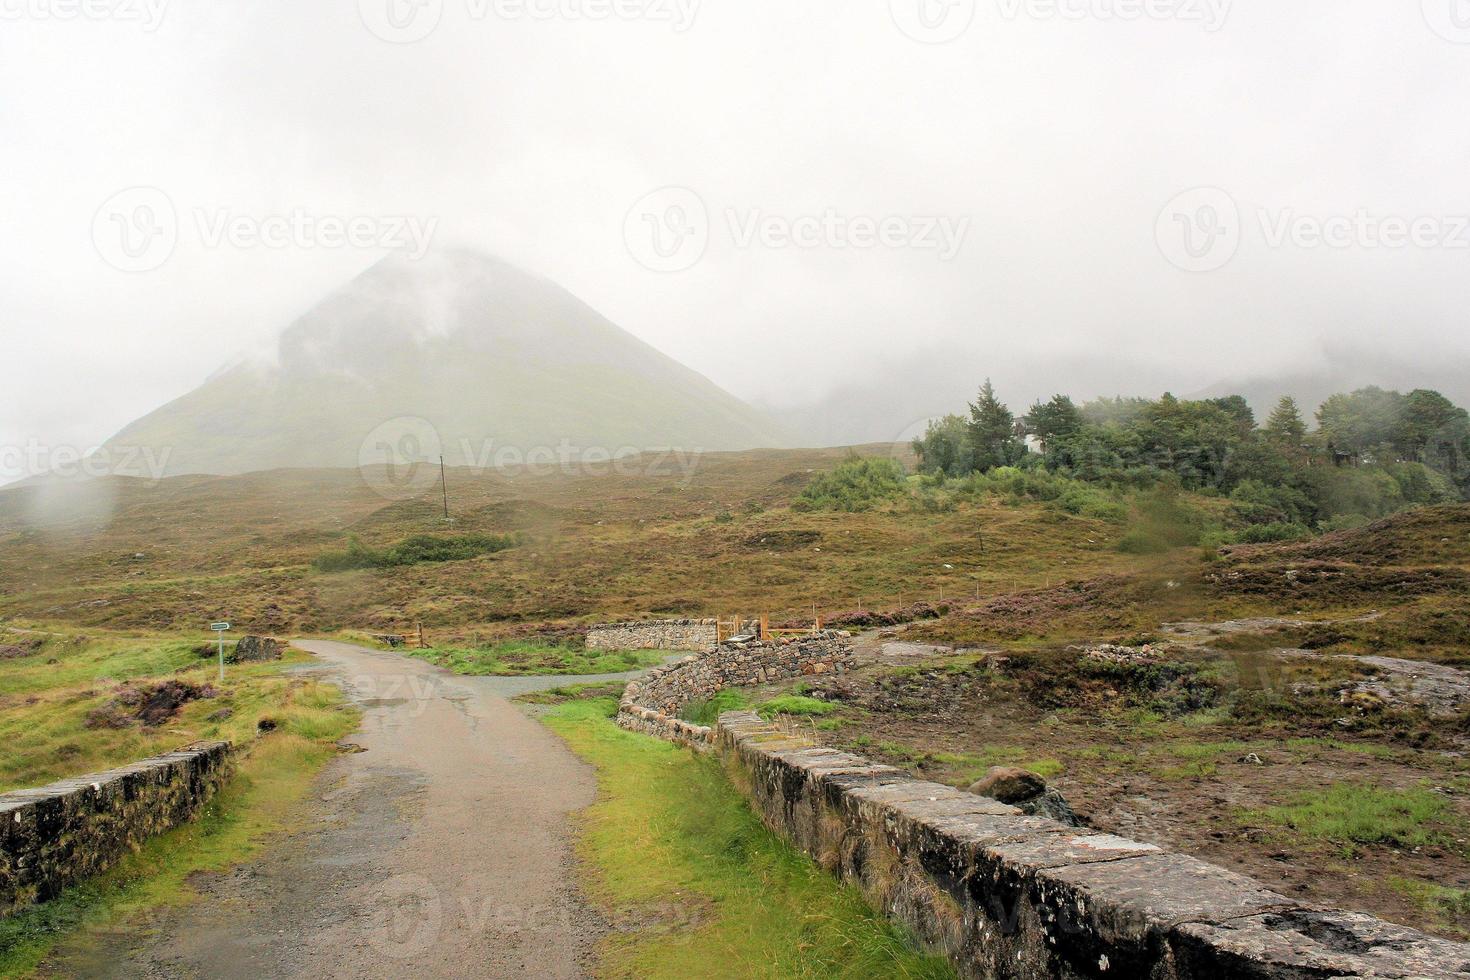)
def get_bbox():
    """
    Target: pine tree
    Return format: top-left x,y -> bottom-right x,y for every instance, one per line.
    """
1264,396 -> 1307,447
1024,395 -> 1082,450
967,379 -> 1022,472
